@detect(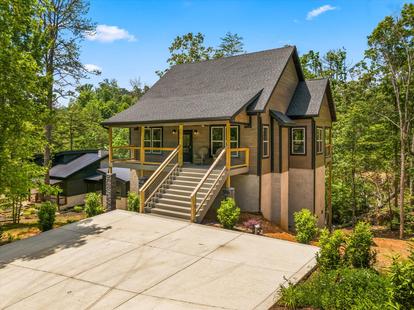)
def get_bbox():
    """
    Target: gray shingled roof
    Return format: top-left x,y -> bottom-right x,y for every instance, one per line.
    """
102,46 -> 299,125
287,79 -> 335,119
98,167 -> 130,182
270,110 -> 296,126
49,153 -> 105,179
